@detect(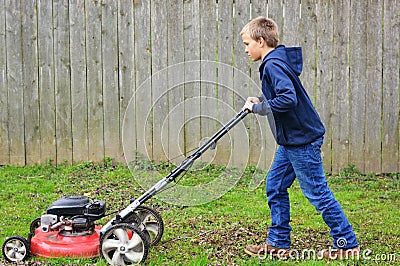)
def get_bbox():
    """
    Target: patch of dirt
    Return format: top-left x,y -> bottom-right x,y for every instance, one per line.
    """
162,220 -> 268,262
